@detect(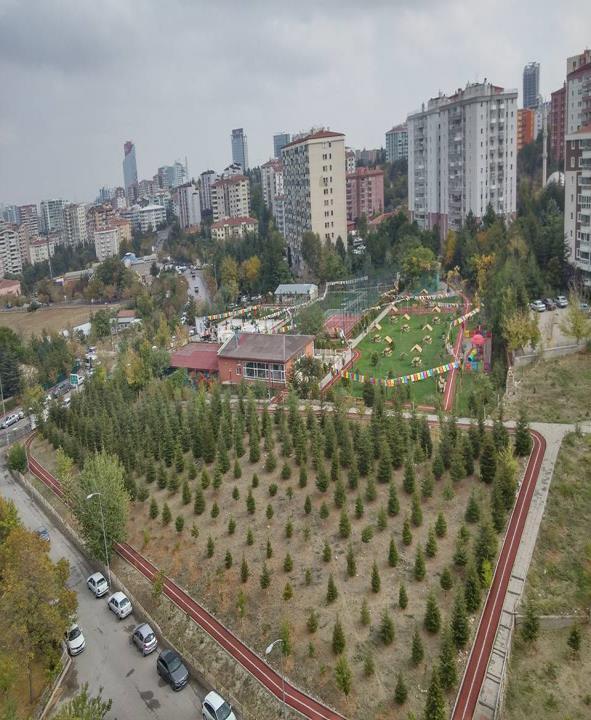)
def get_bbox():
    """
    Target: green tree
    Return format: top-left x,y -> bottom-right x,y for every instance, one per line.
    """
6,444 -> 27,473
426,528 -> 438,558
424,670 -> 447,720
360,598 -> 370,626
51,683 -> 112,720
394,673 -> 408,705
479,434 -> 497,484
438,629 -> 457,691
402,517 -> 413,545
64,452 -> 129,564
387,482 -> 400,516
149,497 -> 159,519
399,583 -> 408,609
403,459 -> 416,494
326,573 -> 338,603
411,627 -> 424,666
332,616 -> 346,654
464,563 -> 481,613
520,602 -> 539,643
559,292 -> 591,343
193,487 -> 205,515
451,592 -> 469,648
307,610 -> 319,633
411,492 -> 423,527
260,563 -> 271,589
346,544 -> 357,577
371,561 -> 381,593
567,624 -> 581,656
465,491 -> 481,523
380,609 -> 395,645
240,556 -> 250,583
432,453 -> 445,481
339,508 -> 351,539
414,544 -> 426,580
449,445 -> 466,483
334,656 -> 352,696
440,566 -> 453,591
424,592 -> 441,633
388,537 -> 399,568
514,407 -> 533,457
435,512 -> 447,538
